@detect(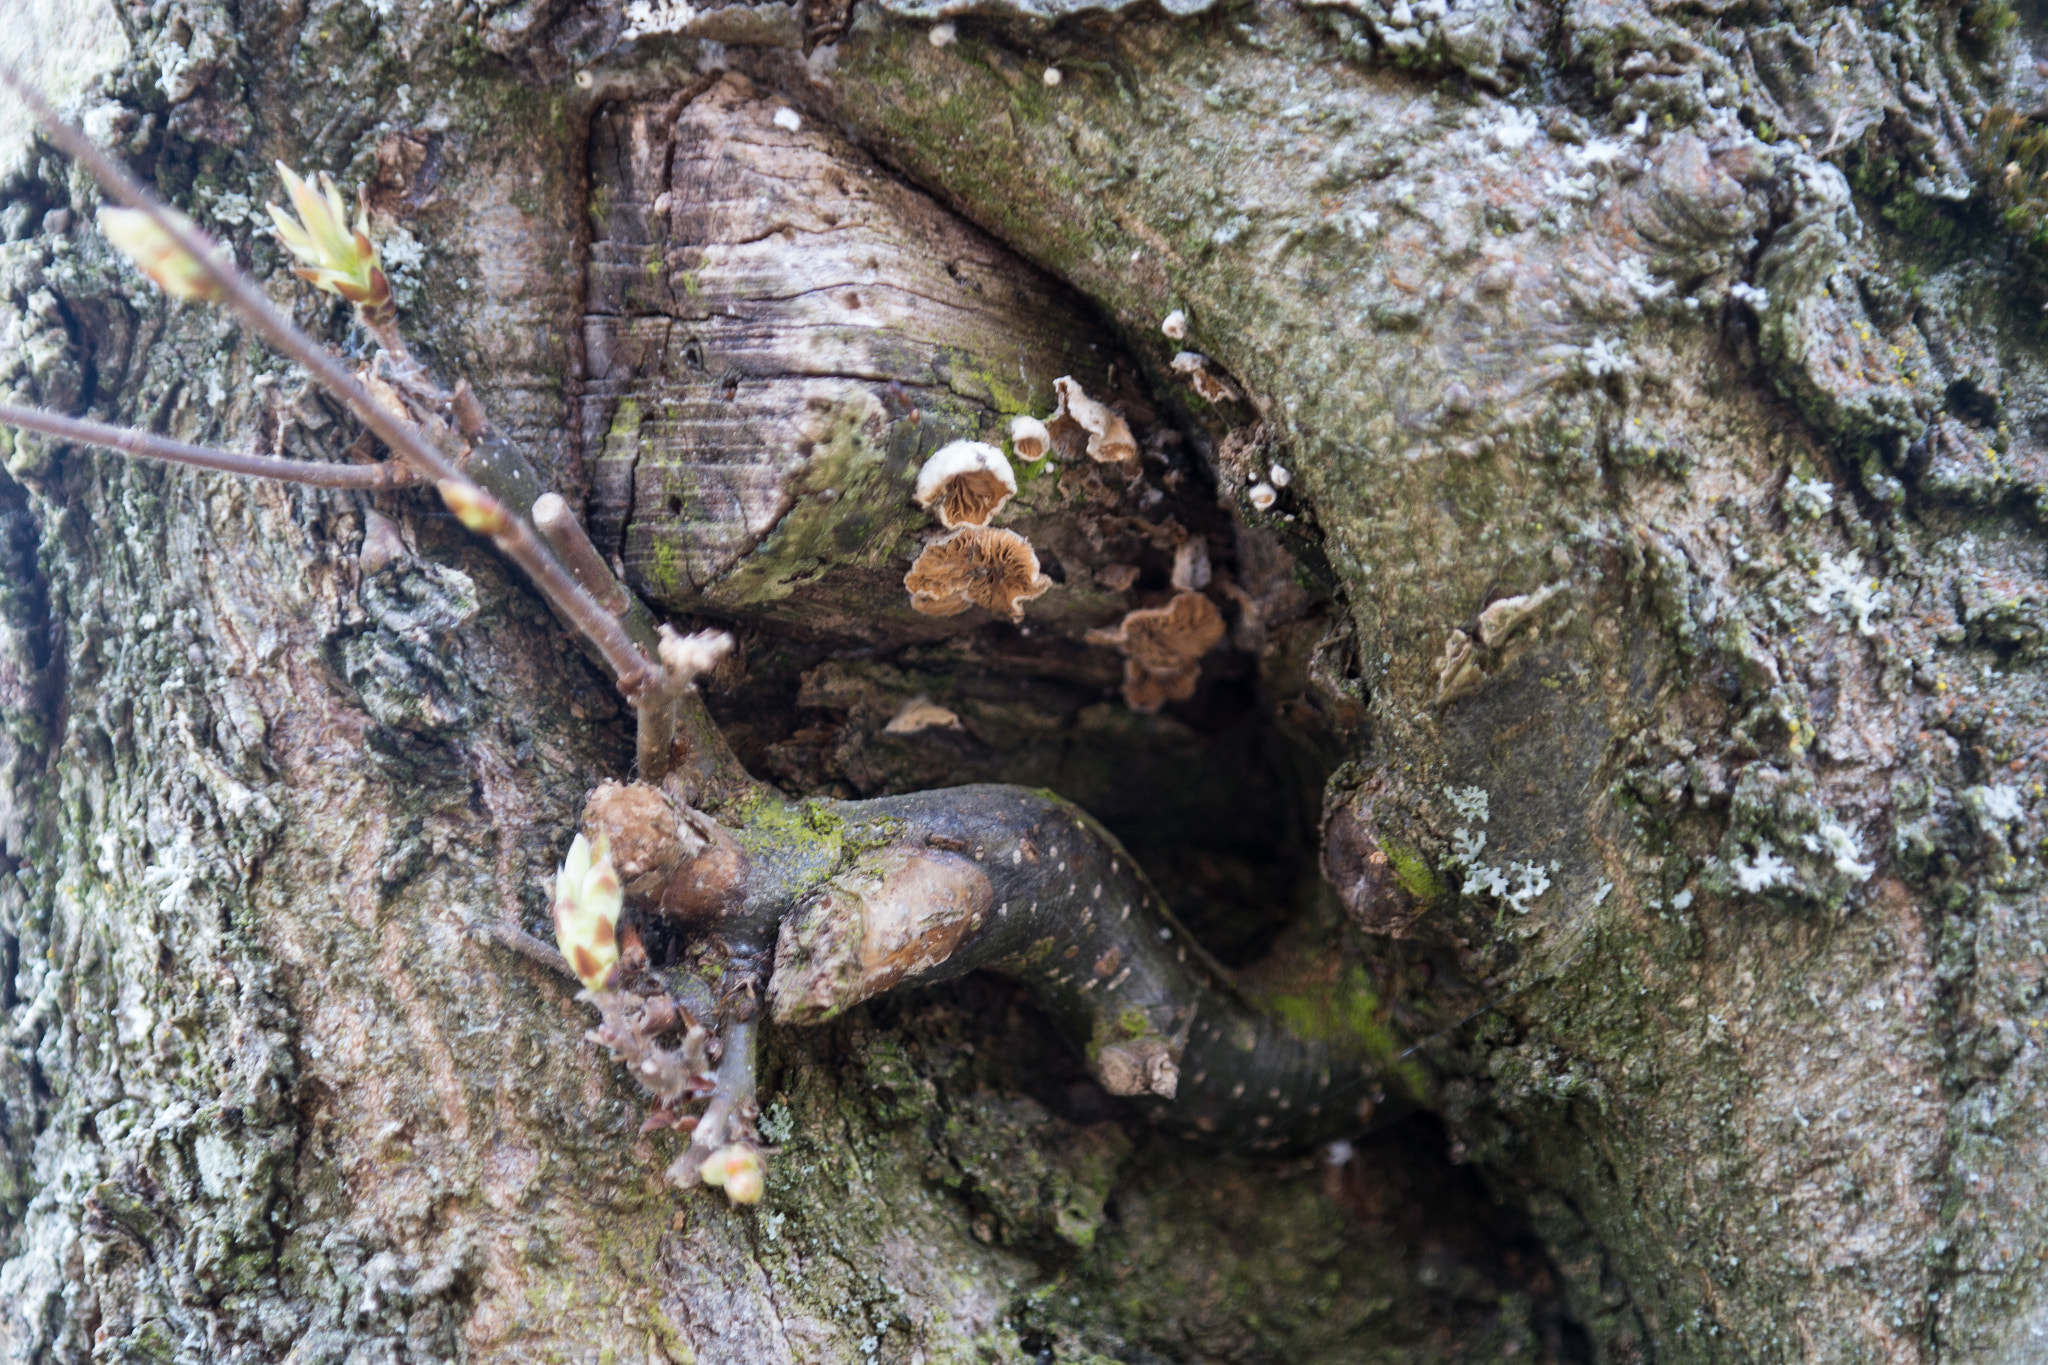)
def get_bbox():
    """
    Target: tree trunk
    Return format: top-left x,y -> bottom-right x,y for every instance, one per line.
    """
3,0 -> 2045,1362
